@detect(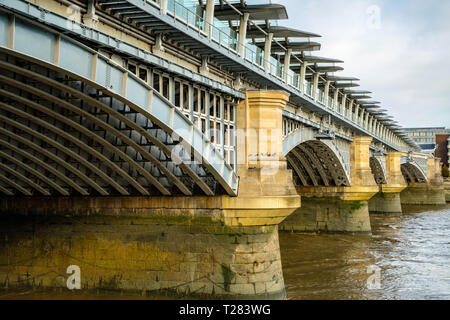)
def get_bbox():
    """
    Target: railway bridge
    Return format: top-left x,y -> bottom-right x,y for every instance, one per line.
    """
0,0 -> 445,299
